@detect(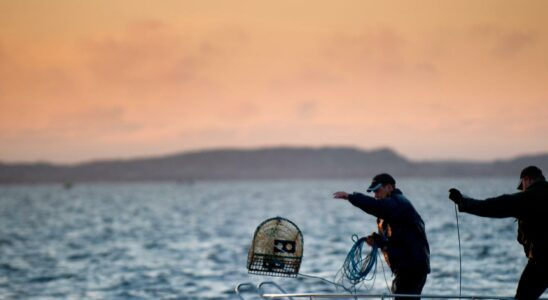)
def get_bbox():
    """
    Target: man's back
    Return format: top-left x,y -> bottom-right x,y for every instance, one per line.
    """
516,180 -> 548,262
458,180 -> 548,262
349,189 -> 430,274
